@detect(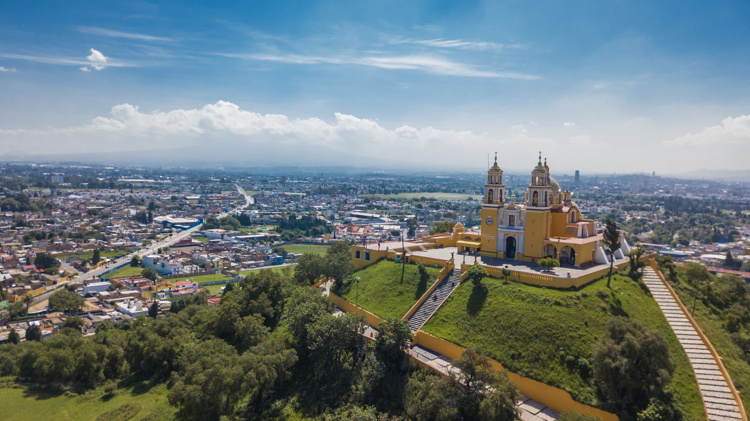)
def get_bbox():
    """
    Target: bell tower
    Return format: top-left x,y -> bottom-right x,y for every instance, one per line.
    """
484,152 -> 505,205
480,153 -> 505,258
524,152 -> 553,208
